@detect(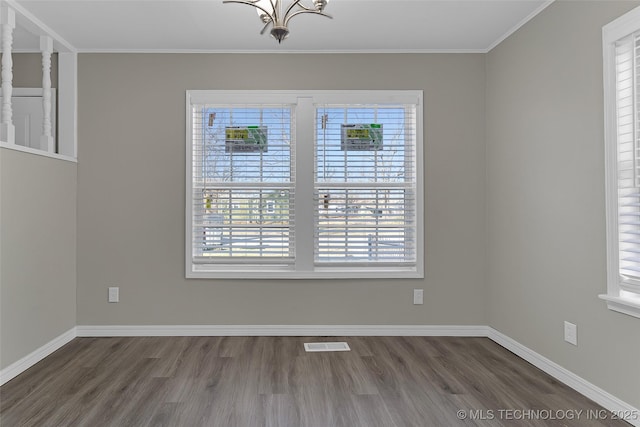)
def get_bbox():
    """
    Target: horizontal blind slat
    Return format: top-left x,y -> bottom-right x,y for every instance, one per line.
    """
191,104 -> 295,264
314,104 -> 417,265
616,33 -> 640,291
